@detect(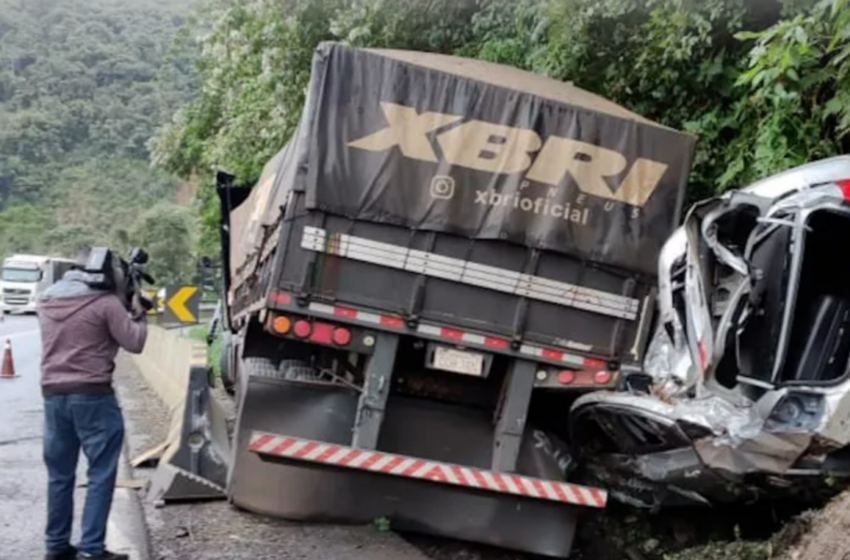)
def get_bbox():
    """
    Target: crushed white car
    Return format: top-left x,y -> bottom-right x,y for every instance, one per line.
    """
572,156 -> 850,508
